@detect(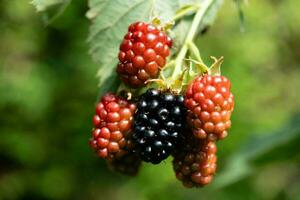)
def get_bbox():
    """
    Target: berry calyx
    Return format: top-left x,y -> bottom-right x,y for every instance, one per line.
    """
185,75 -> 234,141
133,88 -> 186,164
117,22 -> 172,88
89,93 -> 136,160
